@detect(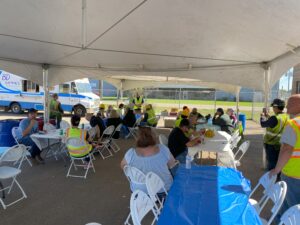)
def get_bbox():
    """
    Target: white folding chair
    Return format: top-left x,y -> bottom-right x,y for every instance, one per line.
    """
123,165 -> 147,225
279,204 -> 300,225
134,117 -> 143,128
60,120 -> 70,129
65,138 -> 95,179
259,181 -> 287,225
0,145 -> 27,209
128,127 -> 138,140
130,190 -> 159,225
11,127 -> 32,168
234,140 -> 250,166
94,125 -> 115,159
145,172 -> 169,213
158,134 -> 168,147
230,135 -> 242,150
110,123 -> 122,153
249,171 -> 277,212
